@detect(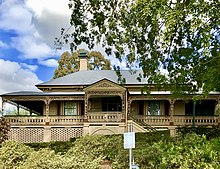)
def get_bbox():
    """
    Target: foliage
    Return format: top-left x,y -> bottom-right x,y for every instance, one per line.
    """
153,134 -> 220,169
59,0 -> 220,94
26,140 -> 75,154
53,49 -> 111,78
0,141 -> 33,168
177,125 -> 220,140
0,117 -> 10,143
66,134 -> 125,168
1,132 -> 220,168
19,148 -> 65,169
